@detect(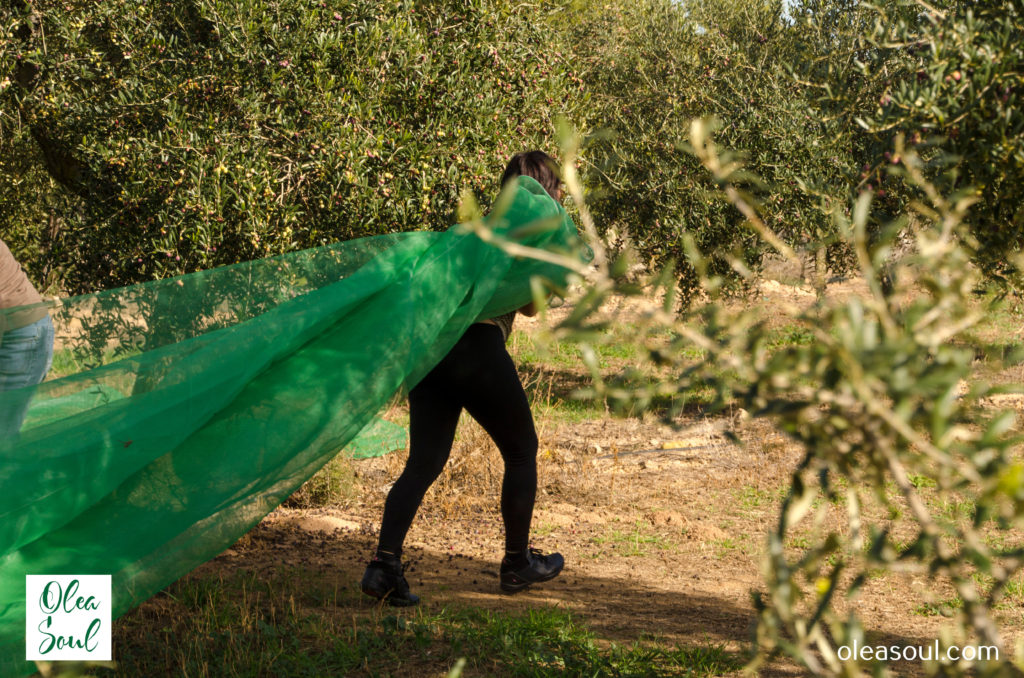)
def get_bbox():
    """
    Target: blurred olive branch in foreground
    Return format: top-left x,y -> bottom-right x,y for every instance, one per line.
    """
684,120 -> 1024,677
472,117 -> 1024,676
